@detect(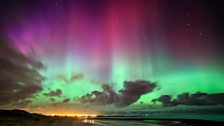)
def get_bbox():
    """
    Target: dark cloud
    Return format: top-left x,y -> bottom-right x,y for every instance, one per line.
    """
80,84 -> 117,105
43,89 -> 62,97
63,98 -> 70,103
13,100 -> 33,107
80,80 -> 156,107
152,95 -> 178,107
49,98 -> 55,102
0,35 -> 44,106
116,80 -> 156,107
152,92 -> 224,107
